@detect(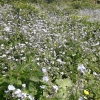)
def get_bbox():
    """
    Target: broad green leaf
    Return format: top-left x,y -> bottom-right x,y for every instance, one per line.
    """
56,78 -> 72,89
17,80 -> 22,85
